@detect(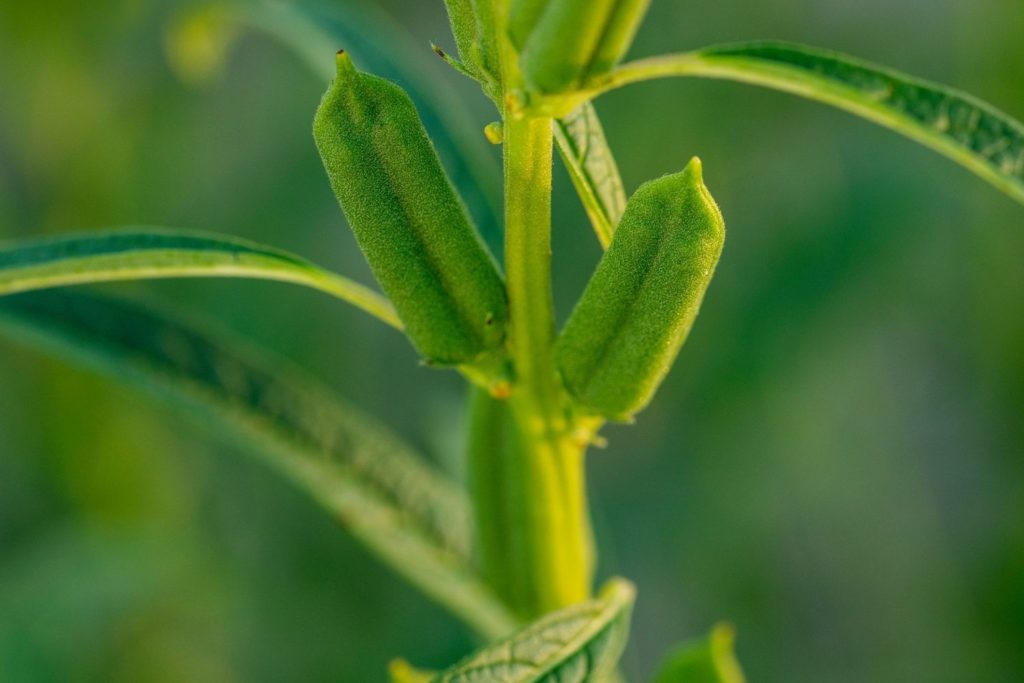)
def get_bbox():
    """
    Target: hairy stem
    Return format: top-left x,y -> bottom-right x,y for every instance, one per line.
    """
462,0 -> 594,620
500,111 -> 593,618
